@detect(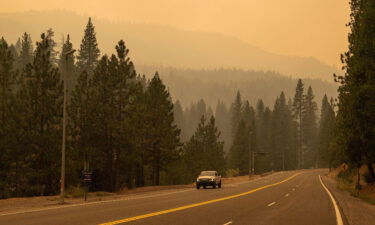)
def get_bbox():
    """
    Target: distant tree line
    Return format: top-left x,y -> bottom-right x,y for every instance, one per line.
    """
175,81 -> 335,176
0,18 -> 338,199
